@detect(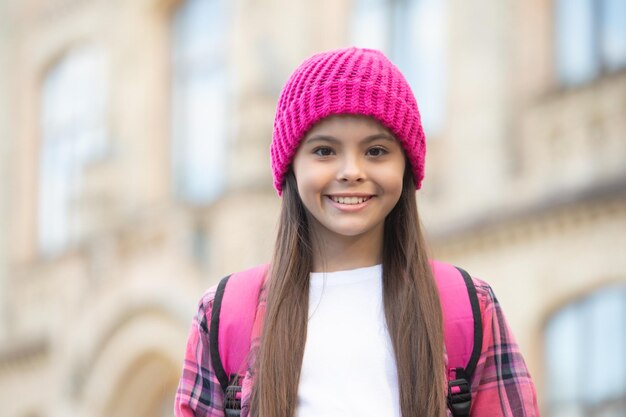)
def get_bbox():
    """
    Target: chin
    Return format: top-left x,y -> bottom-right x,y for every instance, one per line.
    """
325,223 -> 380,239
